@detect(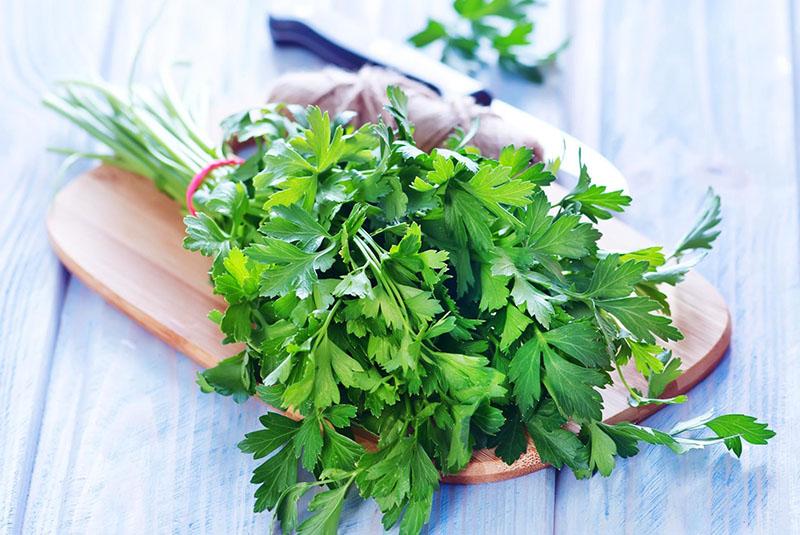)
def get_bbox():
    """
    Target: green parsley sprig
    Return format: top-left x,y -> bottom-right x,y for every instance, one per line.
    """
47,79 -> 773,535
409,0 -> 569,82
